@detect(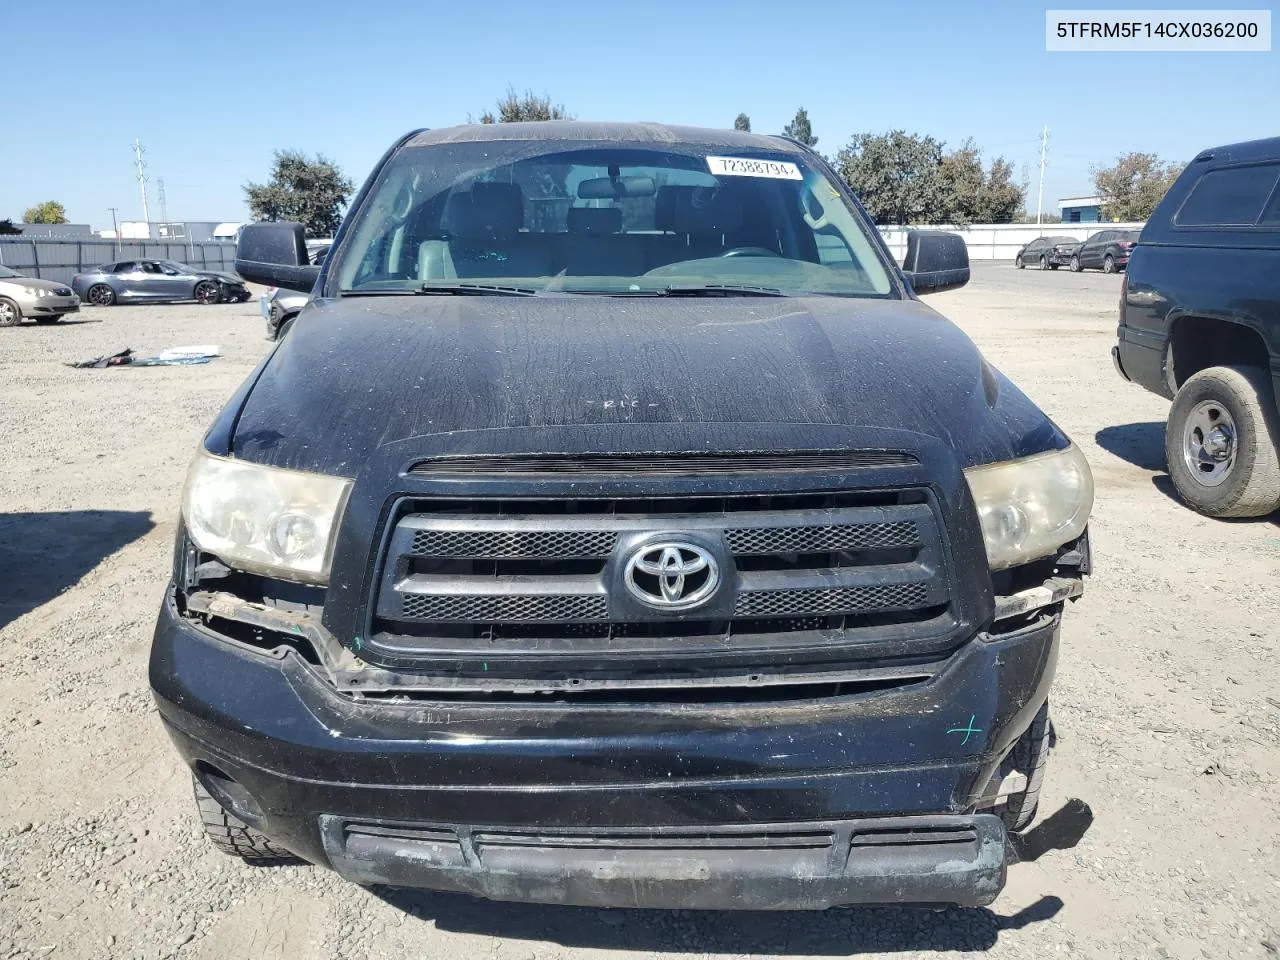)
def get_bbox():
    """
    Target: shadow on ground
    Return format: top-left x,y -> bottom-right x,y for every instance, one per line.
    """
1095,422 -> 1166,471
1149,476 -> 1280,526
368,889 -> 1063,954
0,510 -> 154,629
